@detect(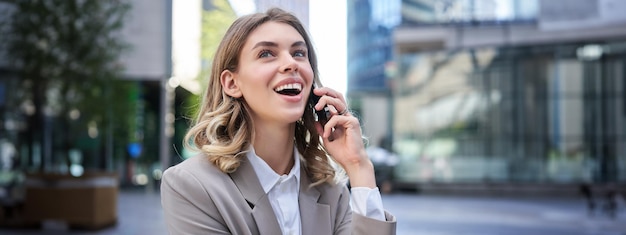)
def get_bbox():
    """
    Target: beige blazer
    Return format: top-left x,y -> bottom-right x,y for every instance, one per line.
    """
161,155 -> 396,235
